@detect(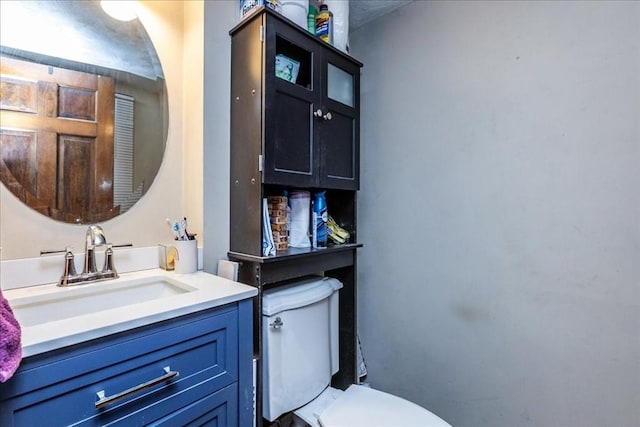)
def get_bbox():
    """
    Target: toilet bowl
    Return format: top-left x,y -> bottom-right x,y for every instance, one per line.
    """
262,276 -> 451,426
295,384 -> 450,427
